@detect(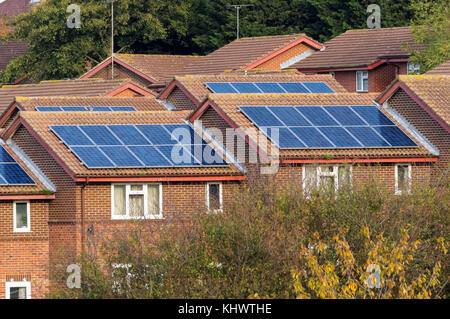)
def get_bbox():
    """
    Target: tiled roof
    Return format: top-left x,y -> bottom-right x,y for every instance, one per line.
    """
13,111 -> 241,177
0,141 -> 50,194
114,53 -> 202,83
396,75 -> 450,124
165,70 -> 347,103
293,27 -> 421,70
0,0 -> 35,18
182,34 -> 321,75
200,93 -> 433,160
426,60 -> 450,75
0,40 -> 28,70
0,79 -> 139,114
15,96 -> 166,112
